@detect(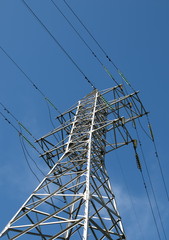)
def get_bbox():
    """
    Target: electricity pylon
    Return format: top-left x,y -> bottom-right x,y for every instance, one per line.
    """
0,85 -> 147,239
